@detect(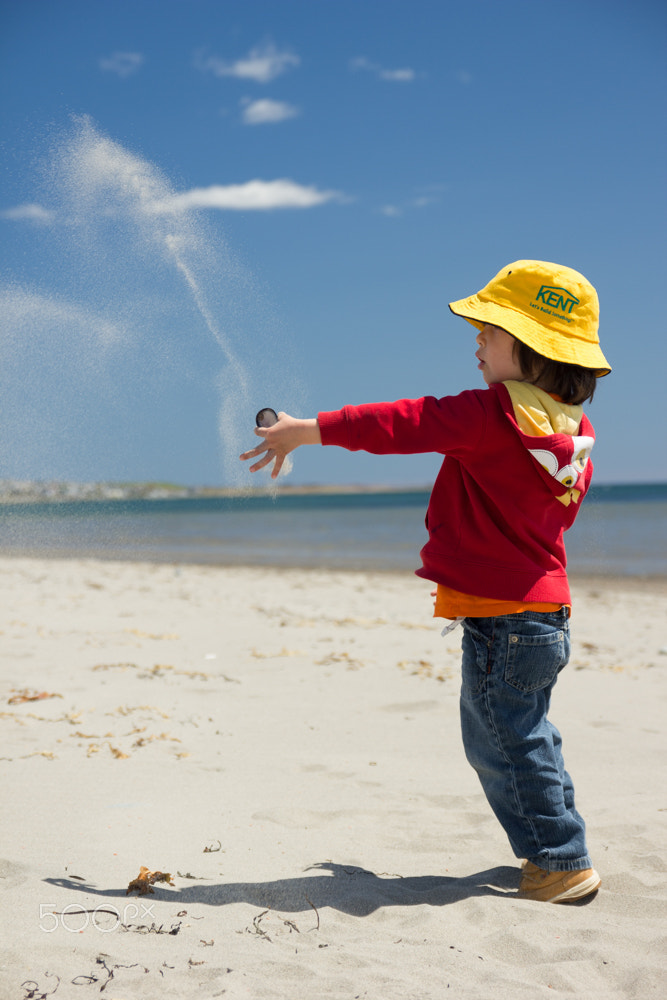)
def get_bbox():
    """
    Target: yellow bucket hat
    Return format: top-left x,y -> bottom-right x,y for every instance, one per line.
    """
449,260 -> 611,376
